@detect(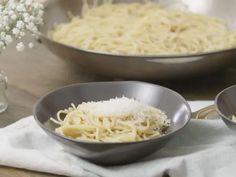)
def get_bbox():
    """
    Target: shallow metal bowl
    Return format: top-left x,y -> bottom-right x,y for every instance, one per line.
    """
215,85 -> 236,132
33,81 -> 191,165
39,0 -> 236,79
